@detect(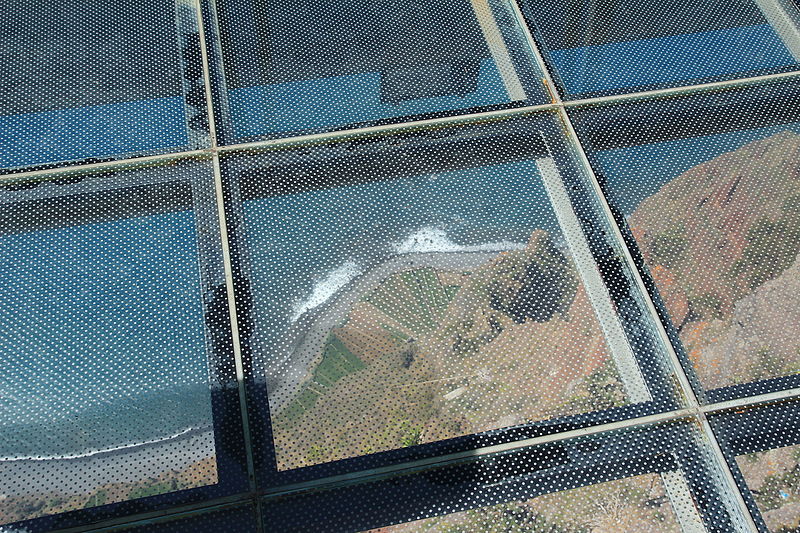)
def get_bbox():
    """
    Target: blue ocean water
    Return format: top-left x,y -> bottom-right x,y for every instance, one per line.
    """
242,160 -> 561,361
0,96 -> 188,169
0,210 -> 213,457
229,57 -> 510,138
595,122 -> 800,216
550,24 -> 797,95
